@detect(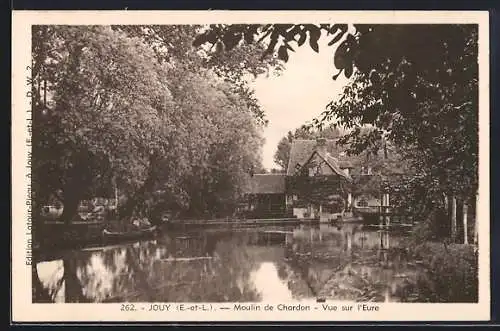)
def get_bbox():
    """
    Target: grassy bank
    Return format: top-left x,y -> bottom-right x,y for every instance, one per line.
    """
284,237 -> 478,303
405,241 -> 478,302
